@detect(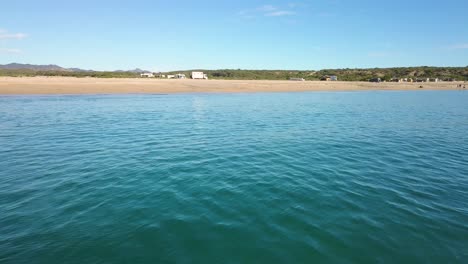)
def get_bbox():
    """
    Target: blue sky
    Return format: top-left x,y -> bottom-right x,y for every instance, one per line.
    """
1,0 -> 467,71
